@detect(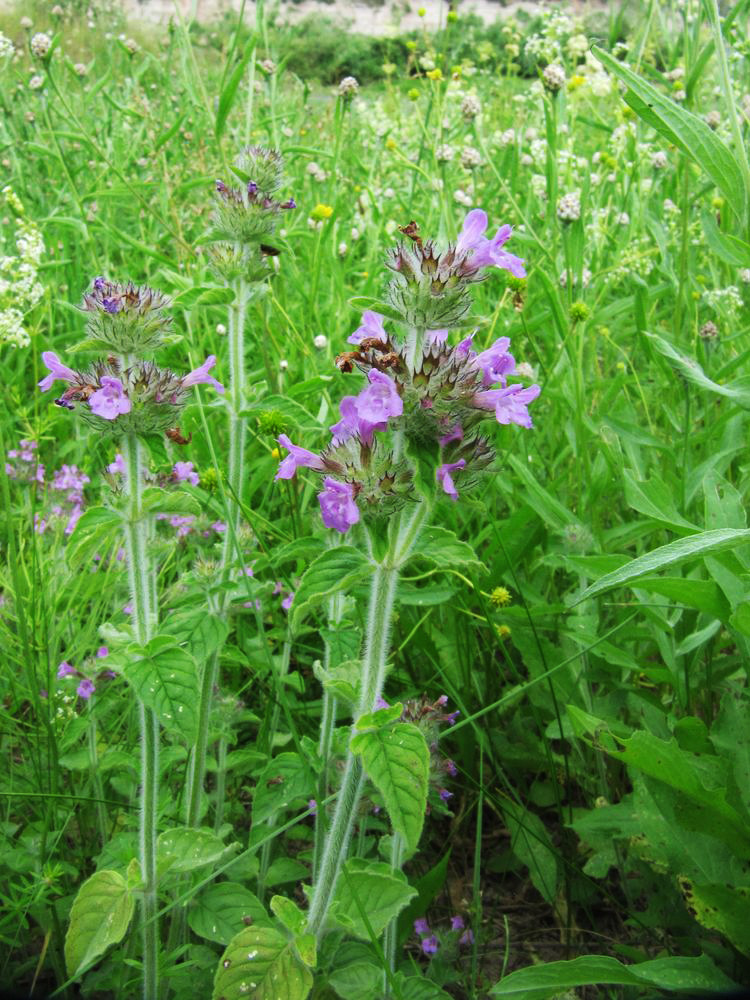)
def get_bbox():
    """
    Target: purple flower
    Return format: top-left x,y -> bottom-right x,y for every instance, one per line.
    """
439,788 -> 453,802
444,759 -> 457,777
375,696 -> 391,710
57,661 -> 76,679
275,434 -> 326,480
107,453 -> 125,475
318,478 -> 360,534
354,370 -> 403,426
459,928 -> 475,947
211,521 -> 226,533
170,514 -> 195,538
436,459 -> 466,500
77,678 -> 95,700
281,591 -> 295,612
438,422 -> 463,447
426,329 -> 449,345
473,336 -> 516,388
414,918 -> 431,936
347,310 -> 387,345
456,209 -> 526,278
173,460 -> 199,486
38,351 -> 78,392
421,935 -> 439,956
450,915 -> 465,932
330,395 -> 386,447
97,646 -> 109,658
307,799 -> 317,816
102,296 -> 121,314
89,377 -> 132,420
456,332 -> 476,358
472,384 -> 541,429
181,356 -> 225,394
